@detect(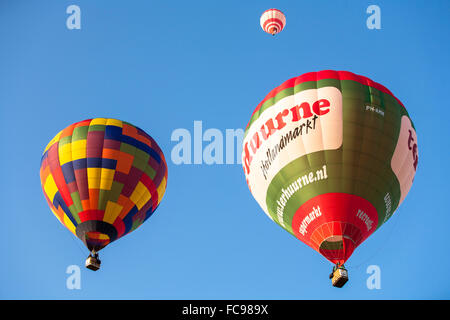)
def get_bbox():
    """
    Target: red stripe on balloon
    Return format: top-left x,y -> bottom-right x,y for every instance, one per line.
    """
247,70 -> 405,130
113,218 -> 126,238
263,18 -> 284,30
78,210 -> 105,222
291,192 -> 378,264
262,8 -> 284,16
140,173 -> 159,209
47,143 -> 74,207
